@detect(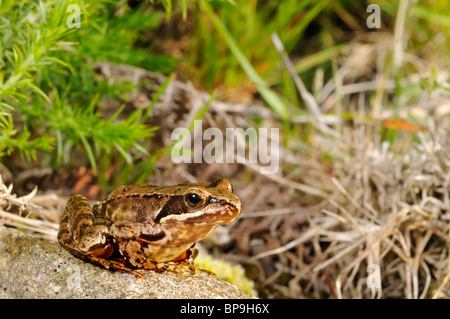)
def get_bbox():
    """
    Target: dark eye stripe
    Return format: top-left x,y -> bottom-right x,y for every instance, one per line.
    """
154,195 -> 237,223
155,195 -> 187,223
138,232 -> 166,242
